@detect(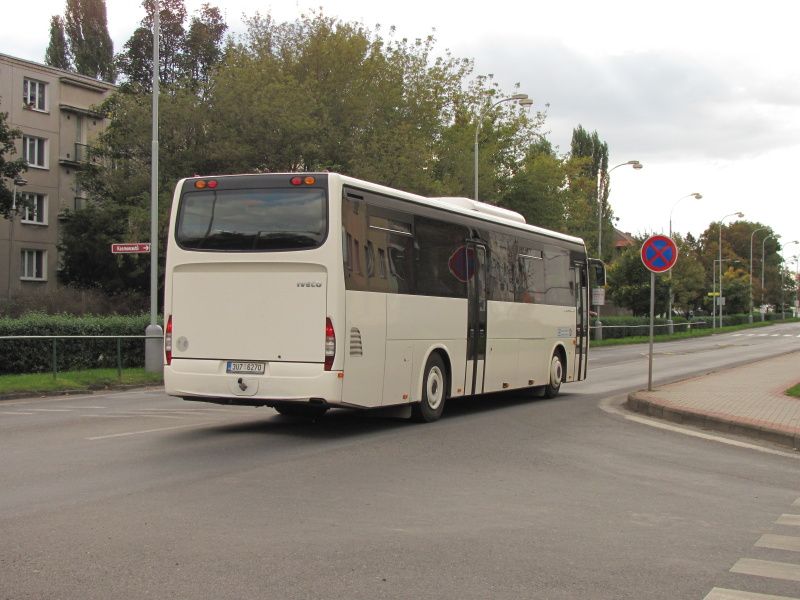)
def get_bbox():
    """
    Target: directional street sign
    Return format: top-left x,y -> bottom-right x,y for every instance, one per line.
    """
640,235 -> 678,273
111,243 -> 151,254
